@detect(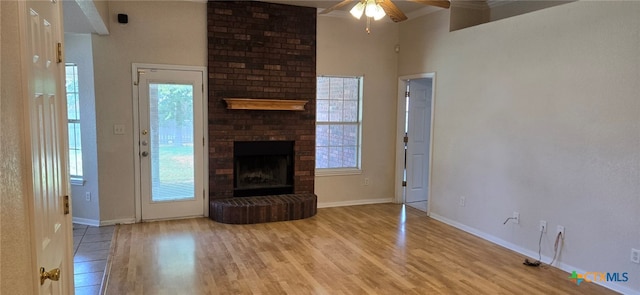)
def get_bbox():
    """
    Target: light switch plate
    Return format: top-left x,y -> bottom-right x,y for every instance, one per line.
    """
114,124 -> 125,135
632,248 -> 640,264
